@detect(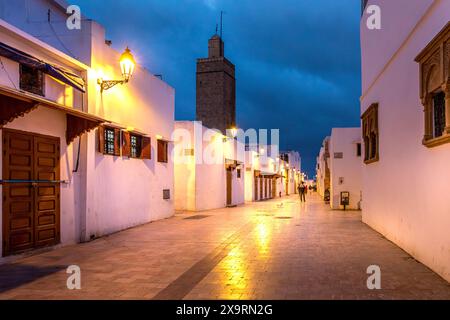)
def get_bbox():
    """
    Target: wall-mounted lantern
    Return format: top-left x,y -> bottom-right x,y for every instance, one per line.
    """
223,127 -> 238,142
230,127 -> 237,138
98,47 -> 136,92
